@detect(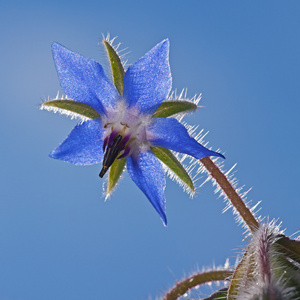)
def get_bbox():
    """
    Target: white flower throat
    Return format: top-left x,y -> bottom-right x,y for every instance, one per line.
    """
99,101 -> 151,177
